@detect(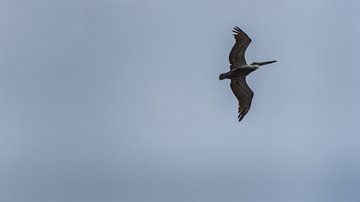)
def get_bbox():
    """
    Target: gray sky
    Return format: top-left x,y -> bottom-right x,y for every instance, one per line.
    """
1,0 -> 360,201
